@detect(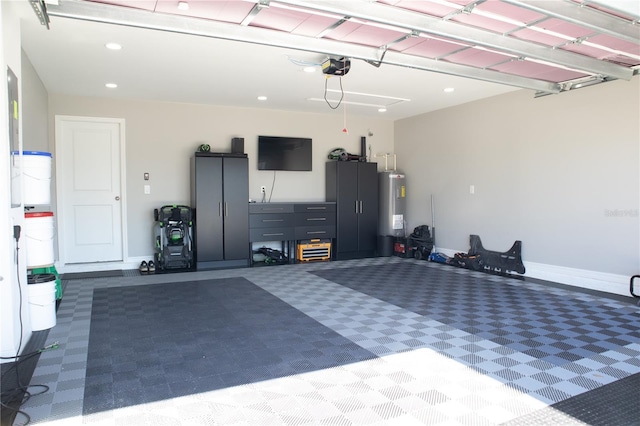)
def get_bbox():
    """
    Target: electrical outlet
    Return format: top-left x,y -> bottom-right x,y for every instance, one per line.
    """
260,186 -> 266,194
